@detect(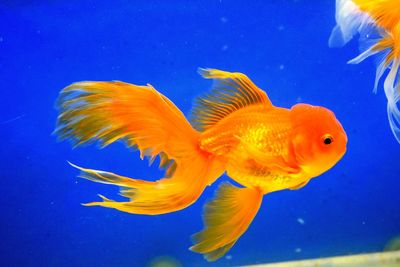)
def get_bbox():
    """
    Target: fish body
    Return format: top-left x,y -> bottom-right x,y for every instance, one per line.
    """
199,102 -> 346,194
200,105 -> 298,192
330,0 -> 400,142
55,68 -> 347,261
